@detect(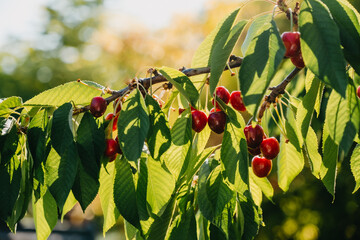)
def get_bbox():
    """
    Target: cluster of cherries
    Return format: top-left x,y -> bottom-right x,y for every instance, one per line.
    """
244,123 -> 279,178
190,86 -> 246,134
281,31 -> 304,69
89,96 -> 122,162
